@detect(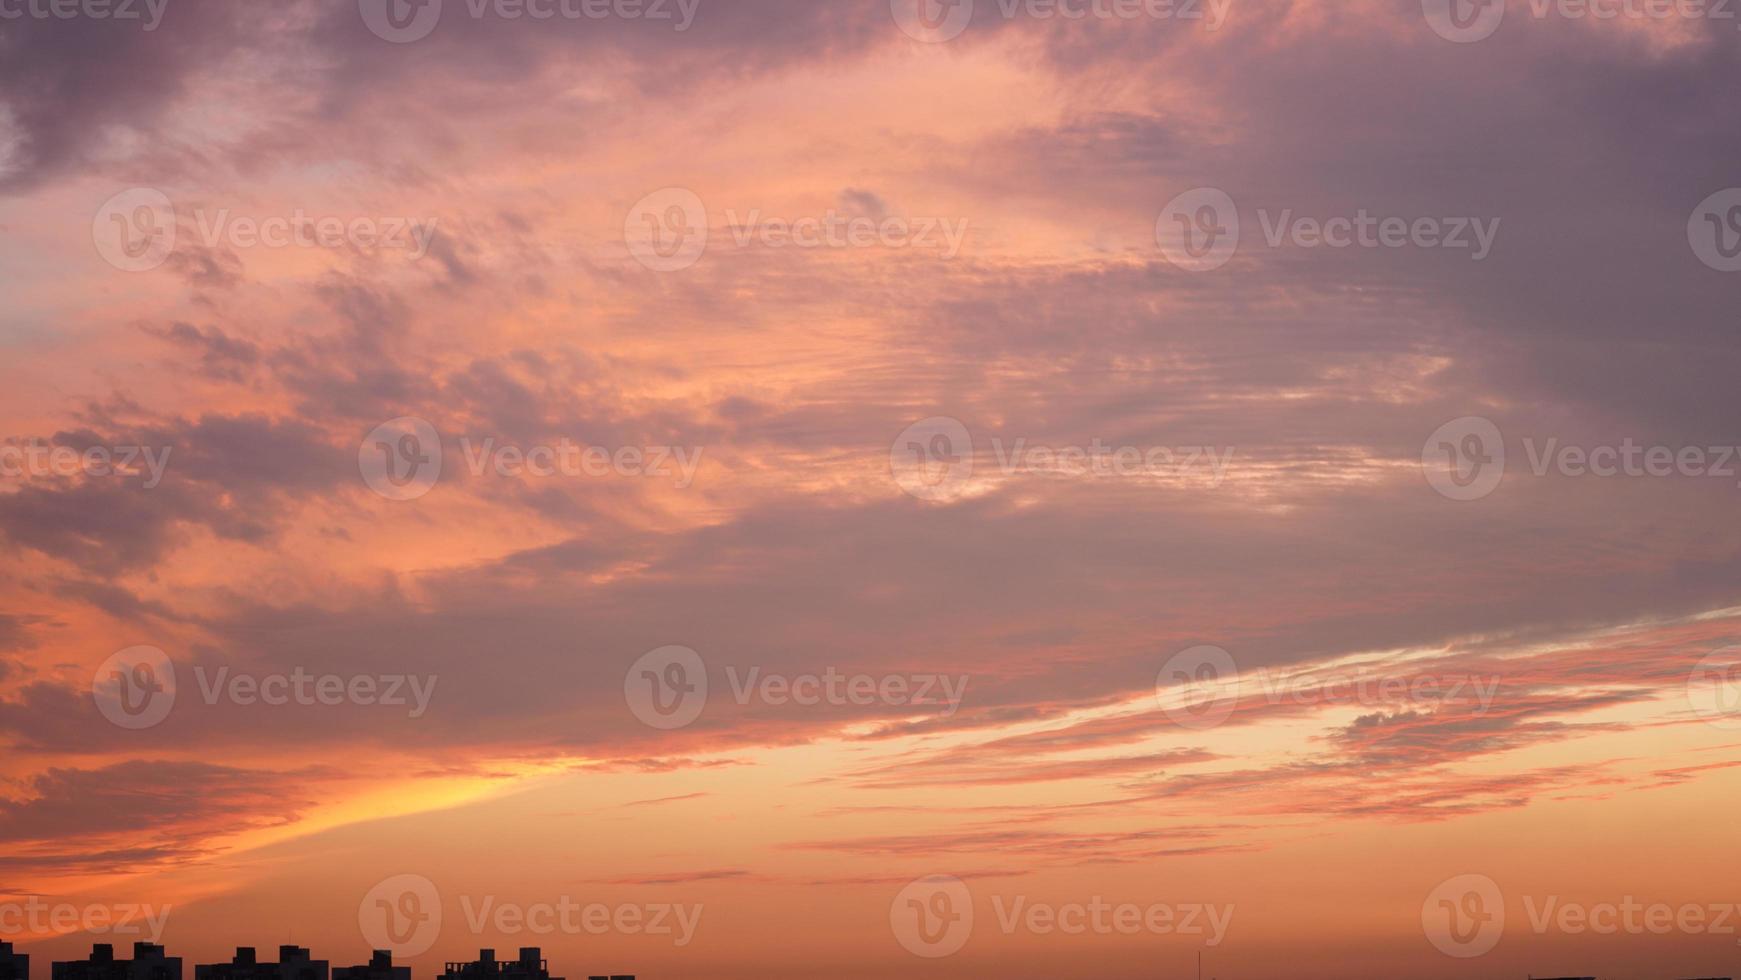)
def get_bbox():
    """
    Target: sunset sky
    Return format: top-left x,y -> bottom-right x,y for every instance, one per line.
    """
3,1 -> 1741,977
